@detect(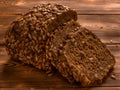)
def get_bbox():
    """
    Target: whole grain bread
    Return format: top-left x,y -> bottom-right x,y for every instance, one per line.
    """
5,3 -> 77,71
5,3 -> 115,86
46,21 -> 115,86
